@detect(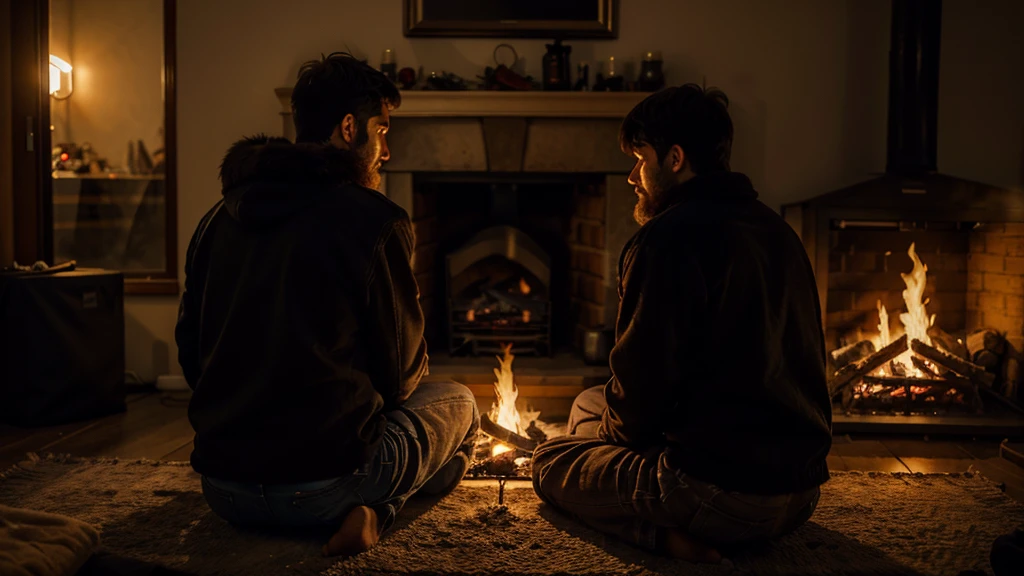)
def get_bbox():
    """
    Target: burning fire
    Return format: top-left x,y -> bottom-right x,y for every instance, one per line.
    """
870,242 -> 938,379
488,343 -> 539,456
519,277 -> 531,295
